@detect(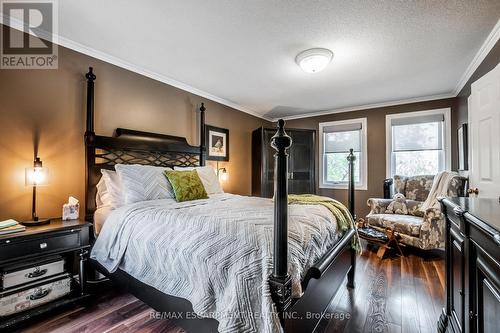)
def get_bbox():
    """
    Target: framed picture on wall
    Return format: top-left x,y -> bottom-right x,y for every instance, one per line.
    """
205,125 -> 229,161
457,123 -> 468,171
